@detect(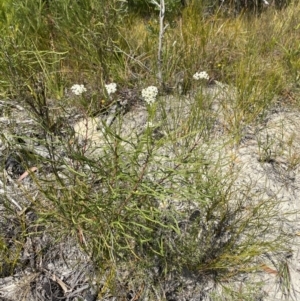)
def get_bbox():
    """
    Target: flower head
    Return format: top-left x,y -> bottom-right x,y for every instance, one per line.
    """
71,84 -> 87,95
193,71 -> 209,81
105,83 -> 117,95
142,86 -> 158,105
